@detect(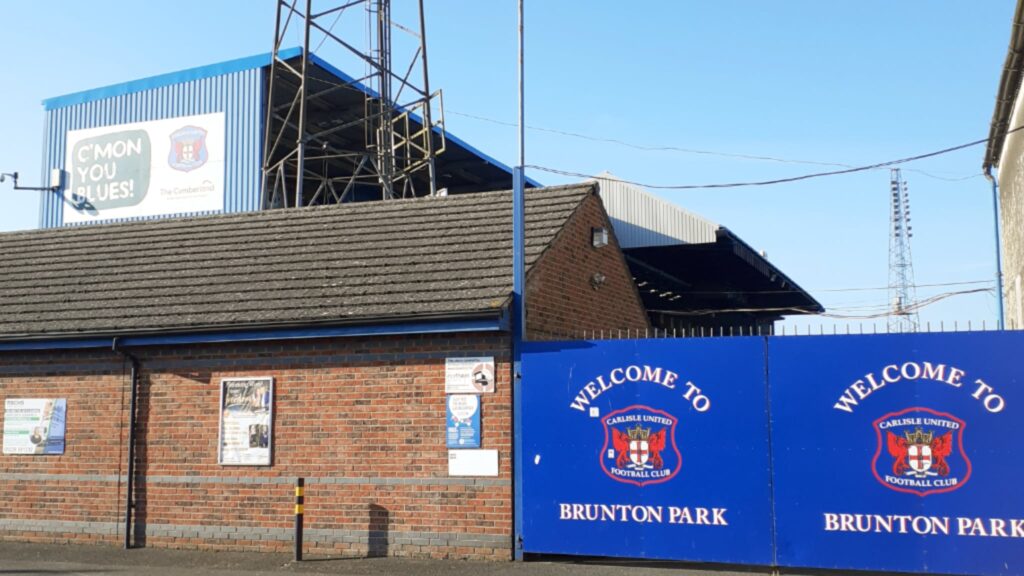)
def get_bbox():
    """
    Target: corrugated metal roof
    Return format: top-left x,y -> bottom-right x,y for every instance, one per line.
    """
594,172 -> 718,248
